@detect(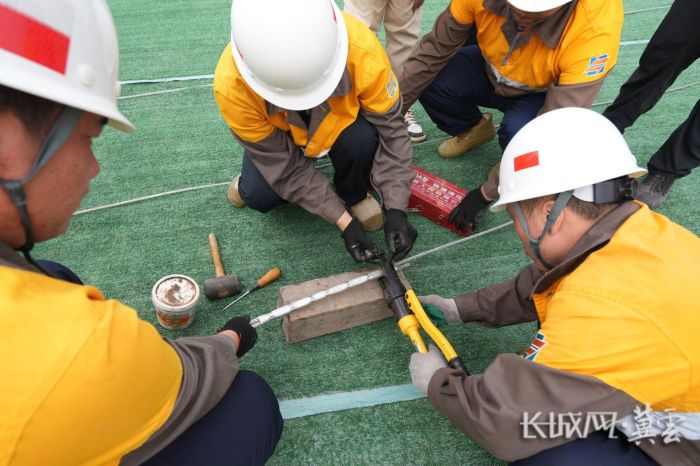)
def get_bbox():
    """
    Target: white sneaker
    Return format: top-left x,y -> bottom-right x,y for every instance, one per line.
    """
404,109 -> 426,143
